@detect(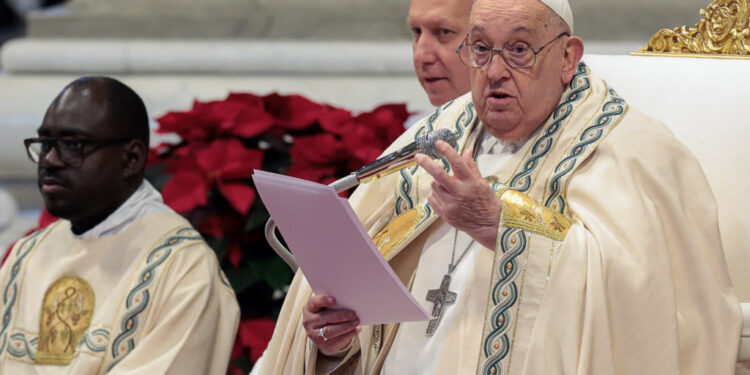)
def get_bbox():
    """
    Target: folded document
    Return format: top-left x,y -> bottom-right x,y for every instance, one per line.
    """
253,170 -> 430,325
